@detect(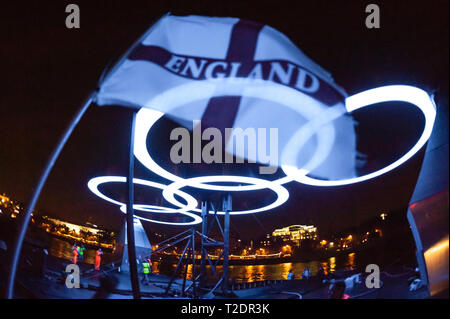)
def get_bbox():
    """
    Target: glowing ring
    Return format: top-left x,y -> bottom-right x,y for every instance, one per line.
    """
134,79 -> 342,191
280,106 -> 346,178
118,204 -> 202,226
282,85 -> 437,186
162,175 -> 290,215
90,84 -> 435,221
87,176 -> 202,225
